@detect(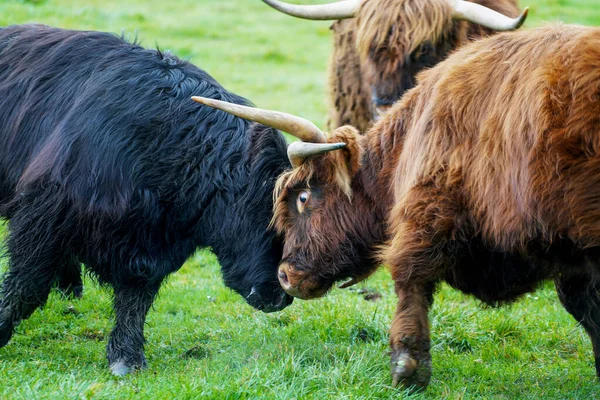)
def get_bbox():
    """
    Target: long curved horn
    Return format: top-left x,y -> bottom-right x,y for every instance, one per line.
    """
261,0 -> 359,21
287,141 -> 346,168
192,96 -> 327,143
452,1 -> 529,31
